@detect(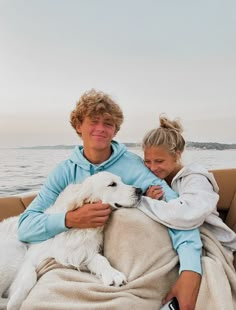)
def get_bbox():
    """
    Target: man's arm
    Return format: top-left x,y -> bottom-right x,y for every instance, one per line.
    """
18,164 -> 113,243
65,202 -> 111,229
166,228 -> 202,310
118,153 -> 178,202
169,228 -> 202,275
18,199 -> 68,243
18,163 -> 70,243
